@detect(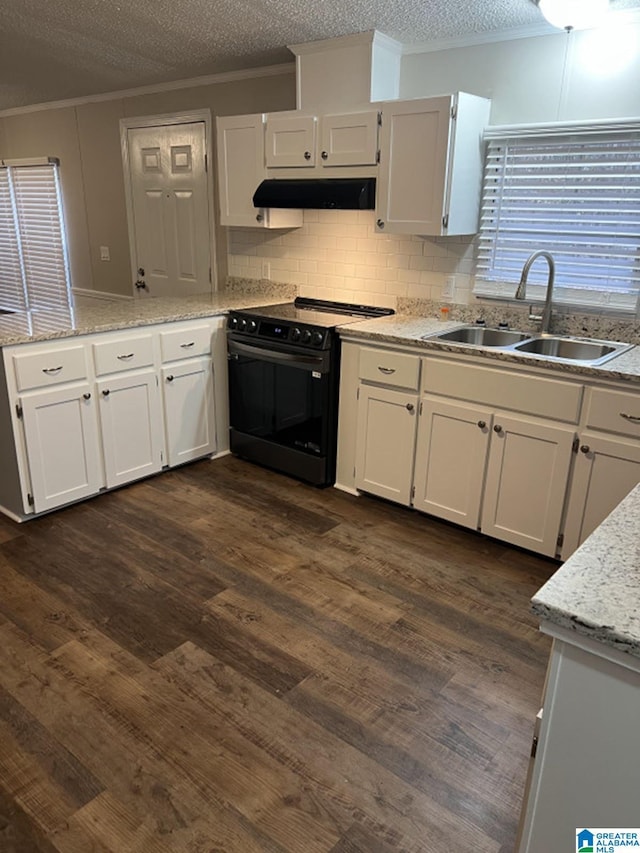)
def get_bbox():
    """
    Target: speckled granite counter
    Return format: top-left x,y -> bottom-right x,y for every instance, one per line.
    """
531,484 -> 640,659
0,292 -> 291,347
337,313 -> 640,383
